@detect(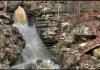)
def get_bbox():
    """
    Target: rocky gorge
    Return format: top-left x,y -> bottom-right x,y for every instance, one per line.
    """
0,1 -> 100,69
